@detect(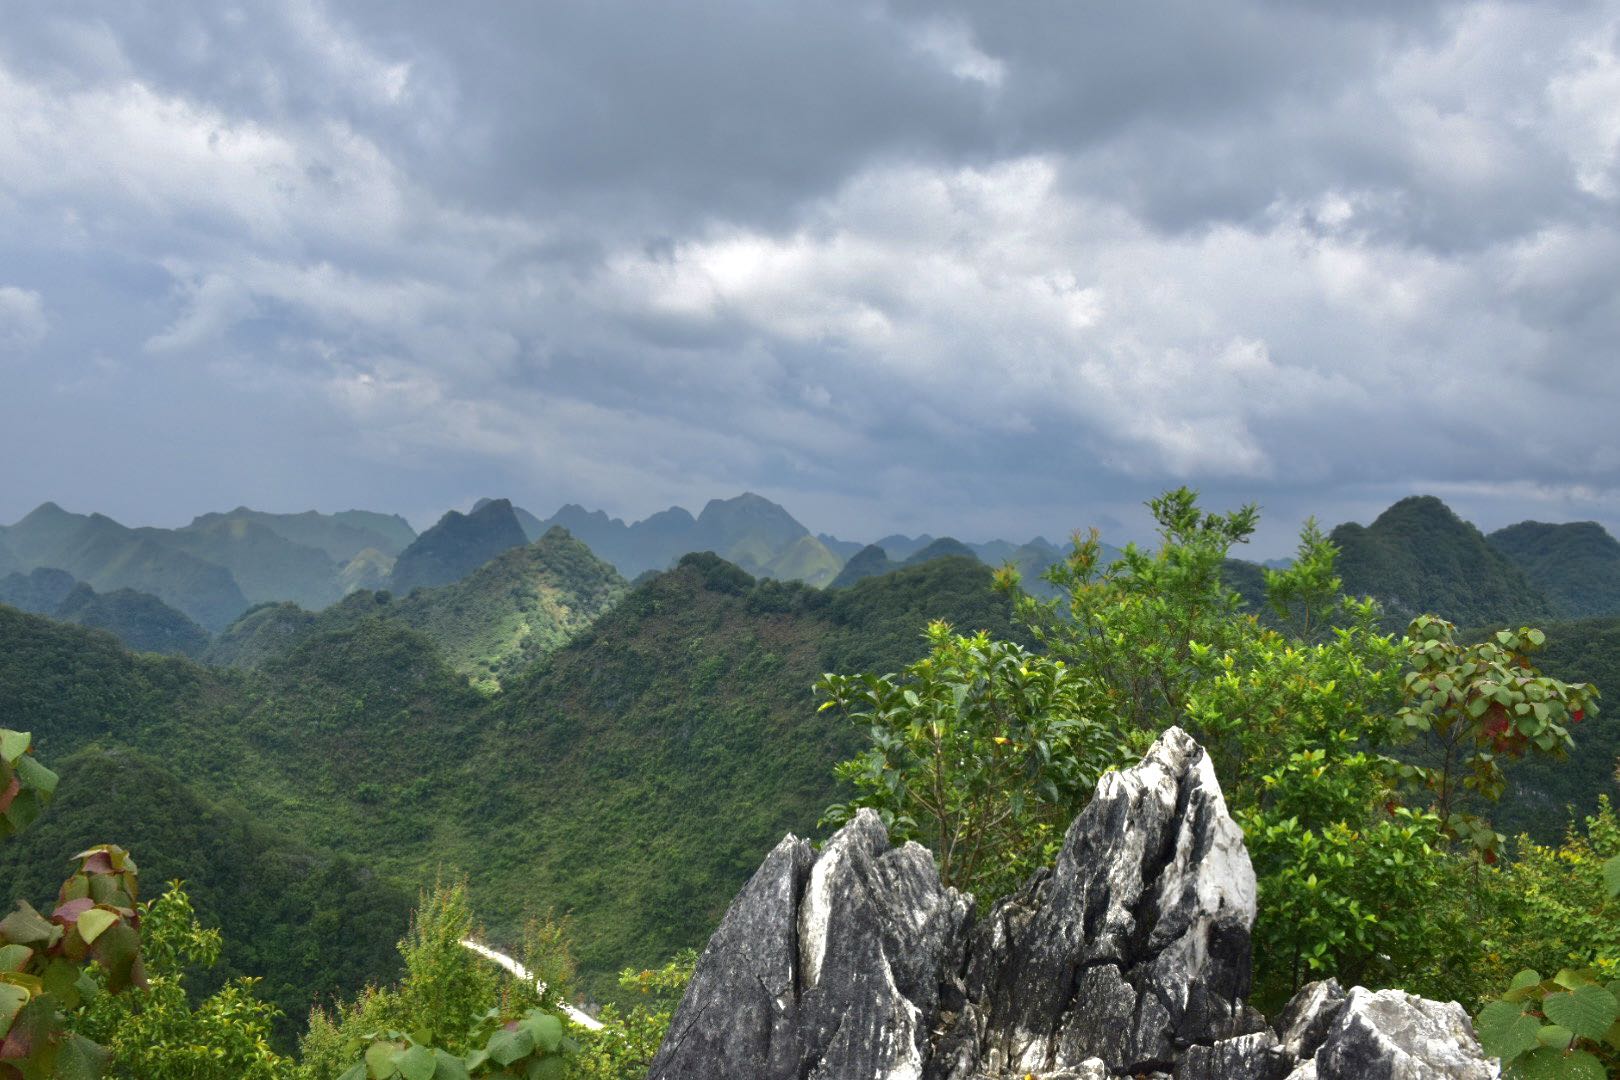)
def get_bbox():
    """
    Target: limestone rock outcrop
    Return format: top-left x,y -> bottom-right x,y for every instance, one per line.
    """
648,727 -> 1498,1080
